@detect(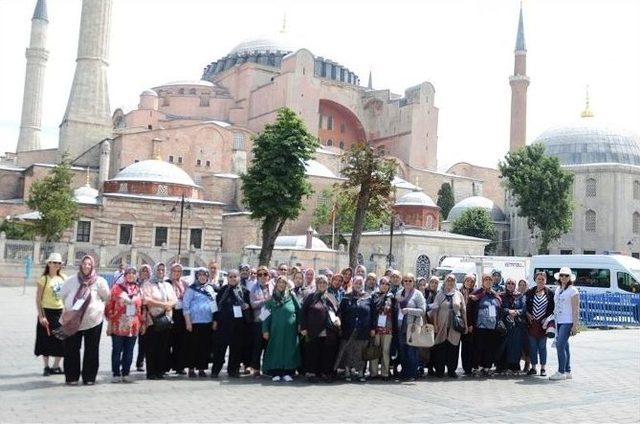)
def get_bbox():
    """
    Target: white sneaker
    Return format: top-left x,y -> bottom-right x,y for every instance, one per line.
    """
121,376 -> 130,383
565,372 -> 572,379
111,376 -> 121,383
283,375 -> 293,382
549,372 -> 566,381
272,376 -> 281,382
